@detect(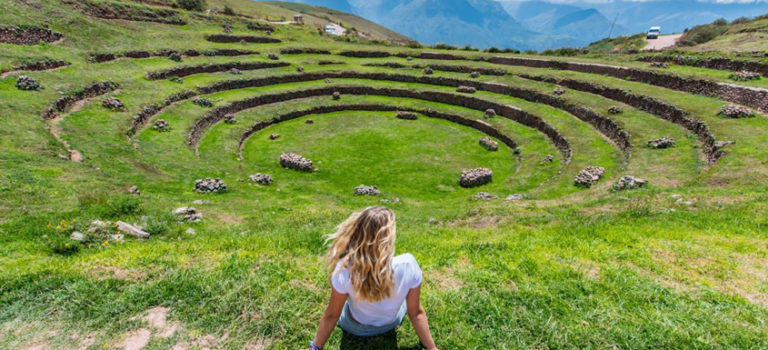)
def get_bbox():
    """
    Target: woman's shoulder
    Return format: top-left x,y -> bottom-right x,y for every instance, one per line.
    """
393,253 -> 419,268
